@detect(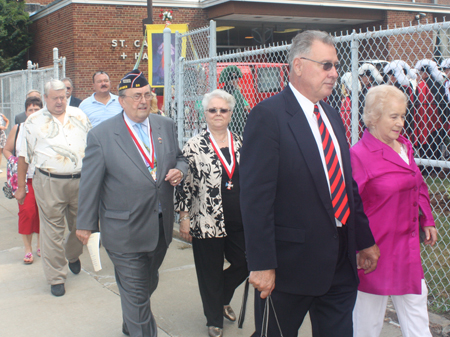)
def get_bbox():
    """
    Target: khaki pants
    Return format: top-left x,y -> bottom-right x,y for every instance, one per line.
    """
33,171 -> 83,285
